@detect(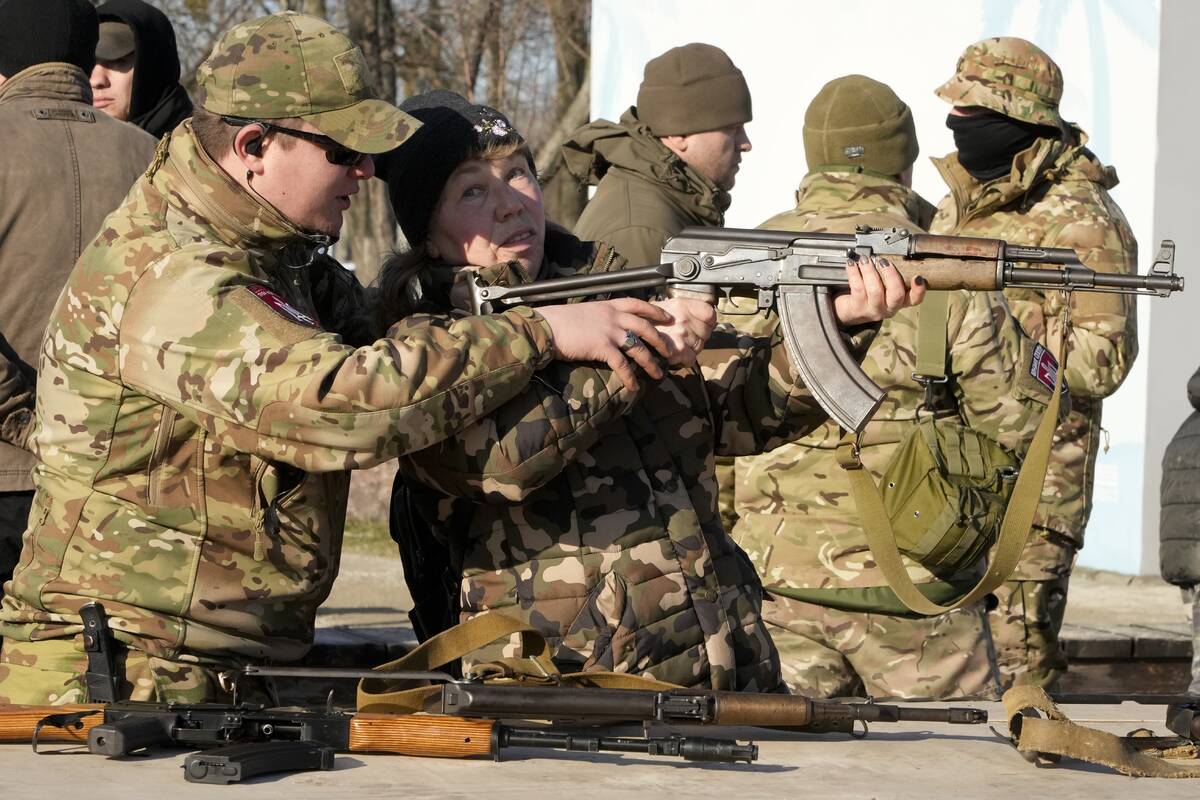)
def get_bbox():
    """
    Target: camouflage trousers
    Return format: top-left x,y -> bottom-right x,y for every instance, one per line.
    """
986,529 -> 1076,690
762,595 -> 1001,700
0,637 -> 273,705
